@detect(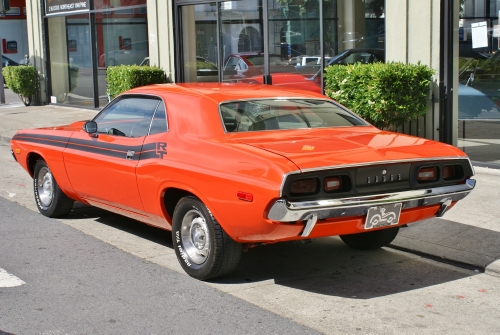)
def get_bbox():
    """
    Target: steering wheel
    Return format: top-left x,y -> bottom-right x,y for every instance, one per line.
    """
107,128 -> 126,136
